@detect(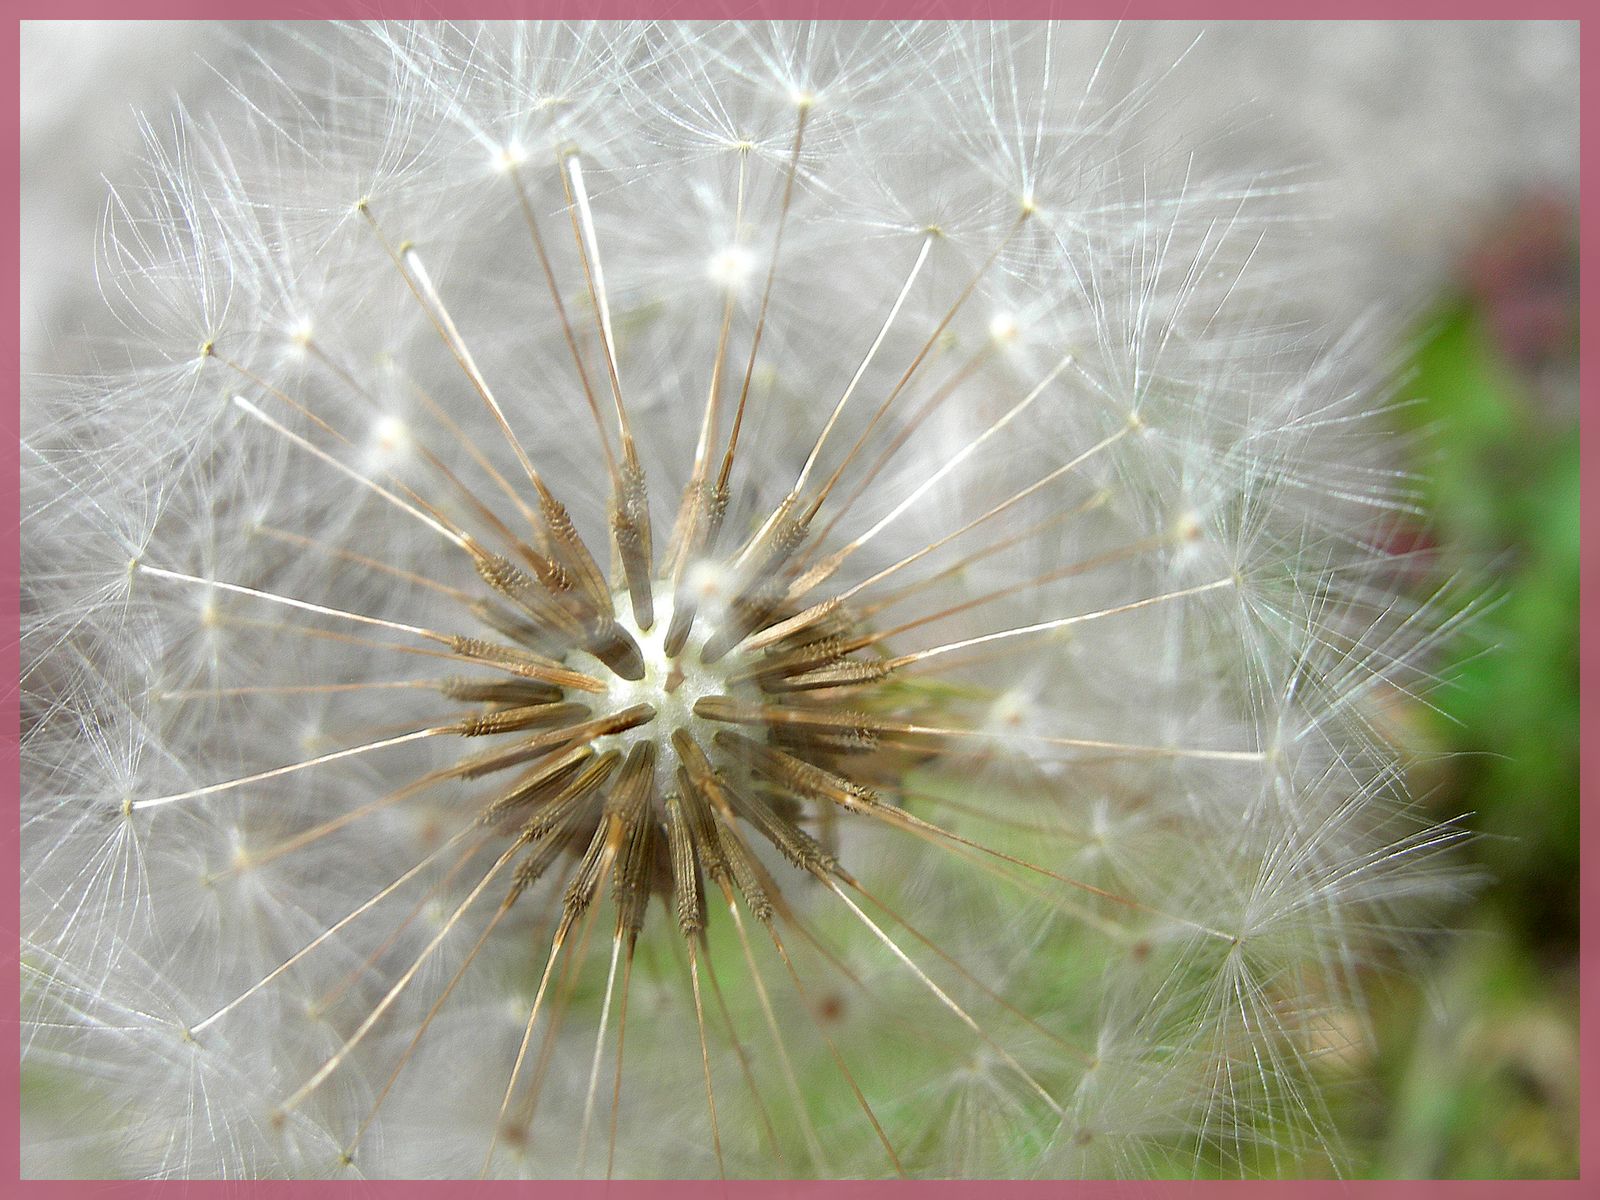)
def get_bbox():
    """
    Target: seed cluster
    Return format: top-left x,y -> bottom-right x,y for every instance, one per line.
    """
448,488 -> 921,979
21,23 -> 1468,1182
108,83 -> 1266,1172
